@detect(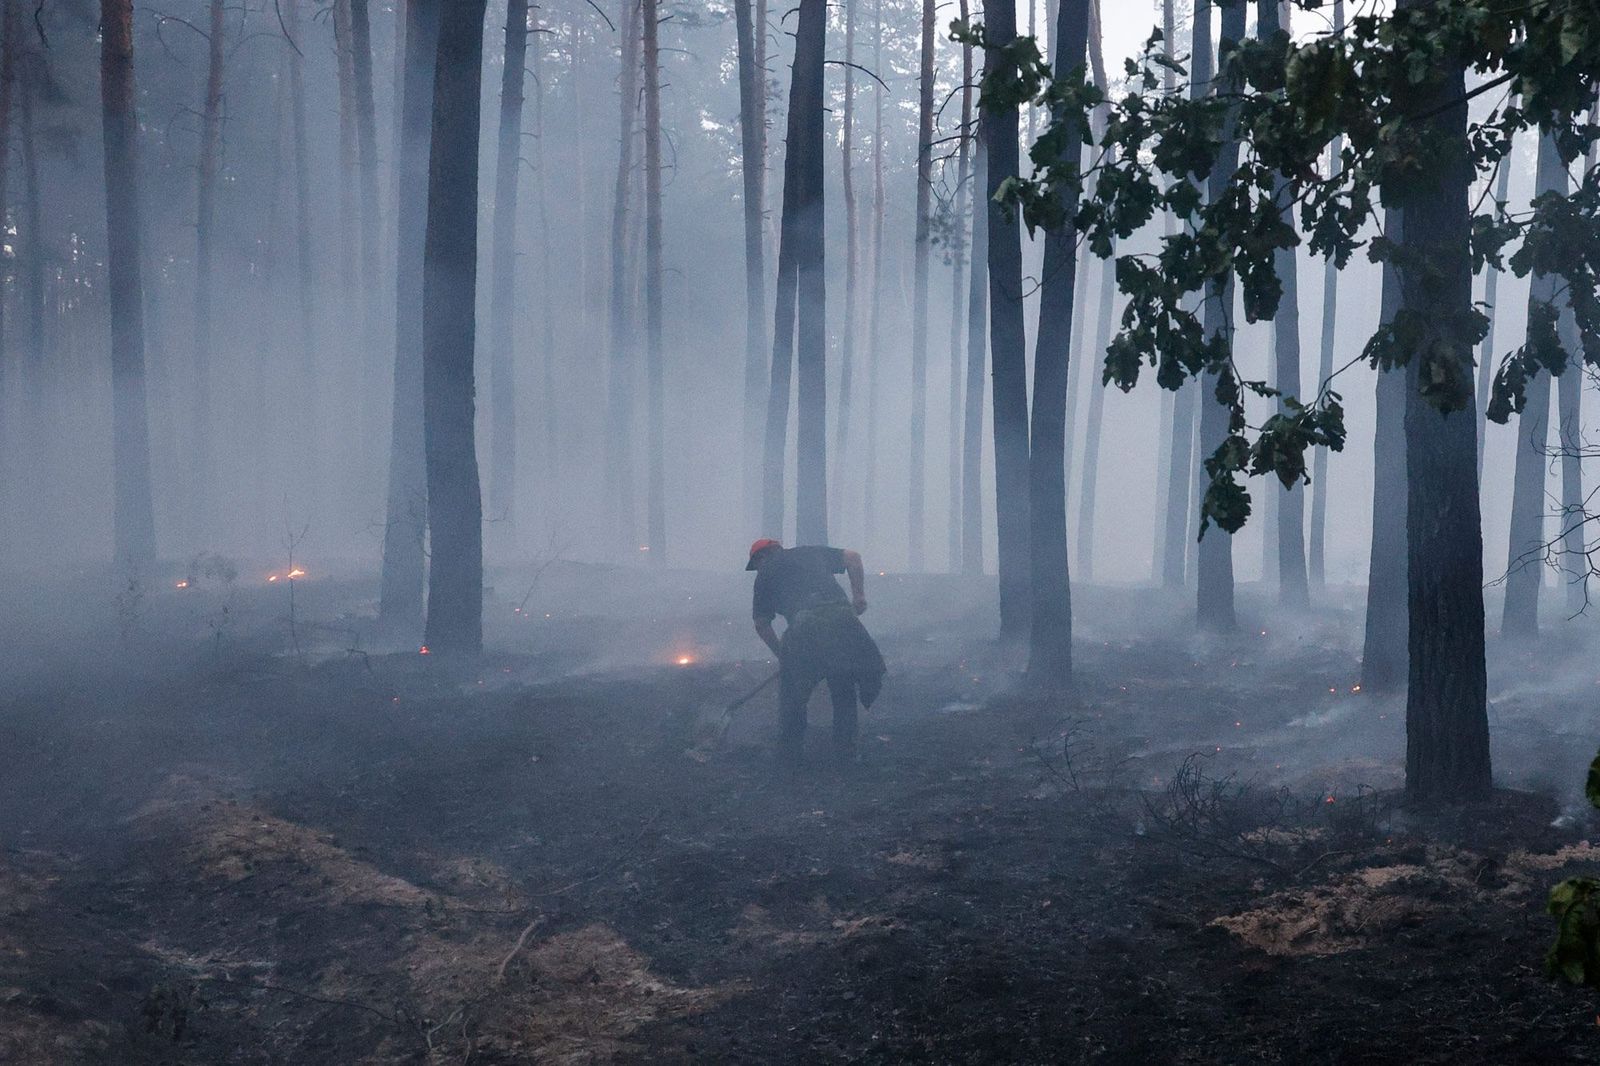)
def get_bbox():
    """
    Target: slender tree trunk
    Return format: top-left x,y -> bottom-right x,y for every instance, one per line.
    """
833,0 -> 858,535
1257,0 -> 1308,607
488,0 -> 529,535
421,0 -> 489,657
946,0 -> 973,572
285,0 -> 322,501
606,0 -> 642,548
350,0 -> 381,352
1025,0 -> 1089,689
1501,131 -> 1568,640
1196,0 -> 1239,631
864,0 -> 885,546
959,0 -> 986,577
761,130 -> 801,536
530,14 -> 558,497
984,0 -> 1031,637
1476,141 -> 1513,478
735,0 -> 767,530
792,0 -> 828,543
1361,210 -> 1407,691
642,0 -> 666,560
1150,0 -> 1178,582
332,0 -> 358,349
17,40 -> 41,383
908,0 -> 934,569
190,0 -> 223,540
1072,0 -> 1108,583
377,0 -> 439,632
1308,138 -> 1341,587
1394,7 -> 1489,801
1558,121 -> 1593,613
99,0 -> 158,565
0,0 -> 14,417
